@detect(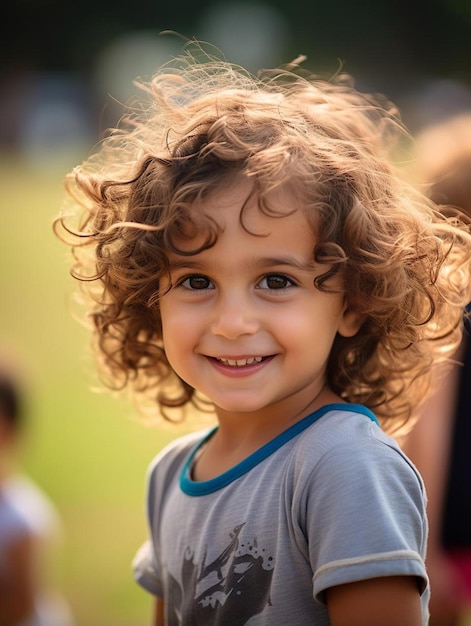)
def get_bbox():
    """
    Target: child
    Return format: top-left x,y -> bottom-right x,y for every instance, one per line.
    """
0,351 -> 74,626
54,45 -> 471,625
